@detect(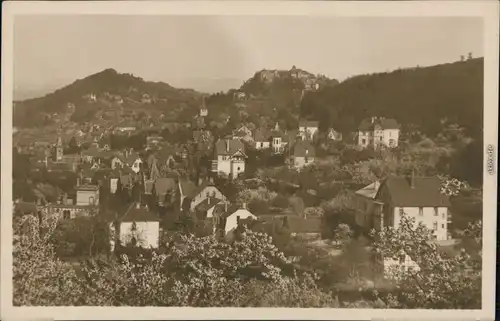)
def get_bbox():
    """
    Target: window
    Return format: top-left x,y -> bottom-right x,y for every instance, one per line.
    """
380,137 -> 383,141
419,207 -> 423,216
361,139 -> 366,145
442,213 -> 445,219
236,216 -> 240,224
432,221 -> 438,231
63,210 -> 70,220
399,208 -> 404,215
89,196 -> 95,206
206,191 -> 210,197
442,224 -> 445,229
434,207 -> 438,216
131,222 -> 137,231
237,167 -> 241,171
